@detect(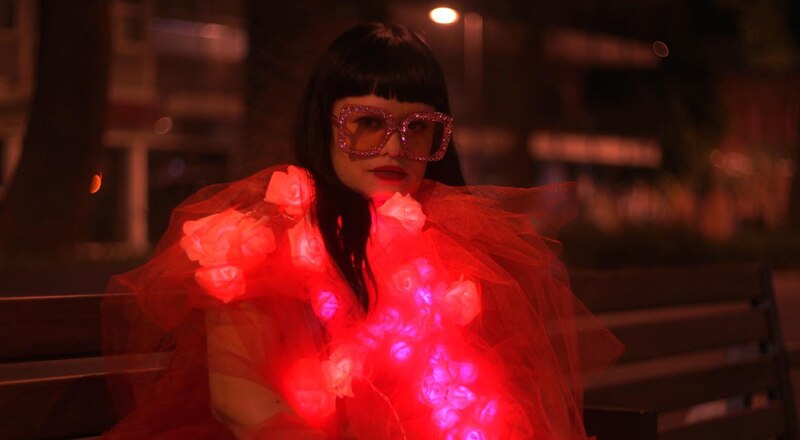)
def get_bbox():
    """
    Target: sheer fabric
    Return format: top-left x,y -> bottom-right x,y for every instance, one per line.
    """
102,165 -> 621,439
